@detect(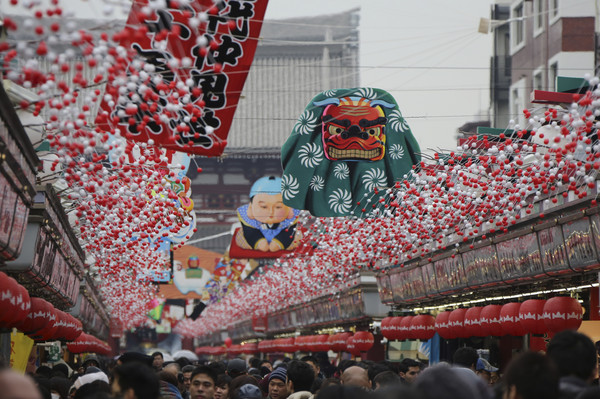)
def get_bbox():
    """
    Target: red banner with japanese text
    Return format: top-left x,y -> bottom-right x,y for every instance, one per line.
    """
95,0 -> 268,156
